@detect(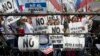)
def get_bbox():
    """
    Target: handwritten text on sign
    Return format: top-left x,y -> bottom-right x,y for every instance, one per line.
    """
68,22 -> 88,37
63,37 -> 85,50
48,25 -> 64,44
6,16 -> 21,25
2,0 -> 14,13
18,35 -> 39,51
32,16 -> 48,33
